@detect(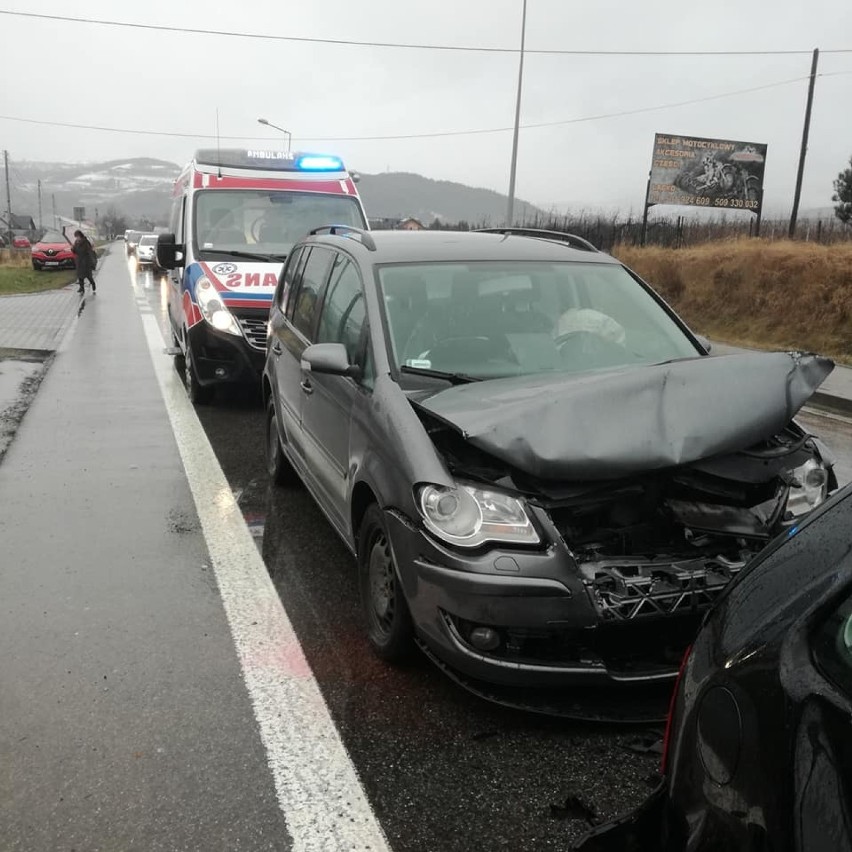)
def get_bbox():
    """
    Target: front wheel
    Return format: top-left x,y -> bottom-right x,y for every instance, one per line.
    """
184,346 -> 214,405
358,504 -> 414,661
